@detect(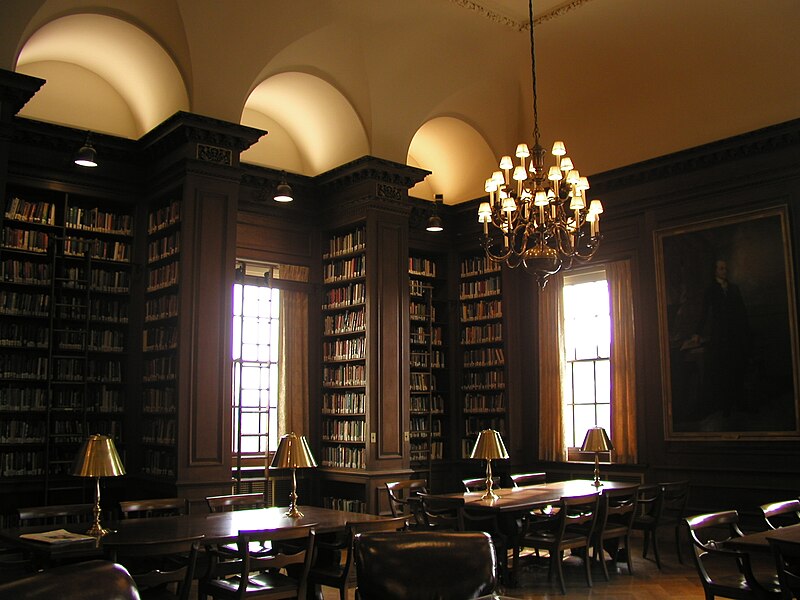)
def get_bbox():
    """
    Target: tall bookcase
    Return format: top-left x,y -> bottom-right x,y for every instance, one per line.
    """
458,255 -> 506,458
408,253 -> 447,480
0,186 -> 132,505
320,225 -> 368,511
140,197 -> 182,480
